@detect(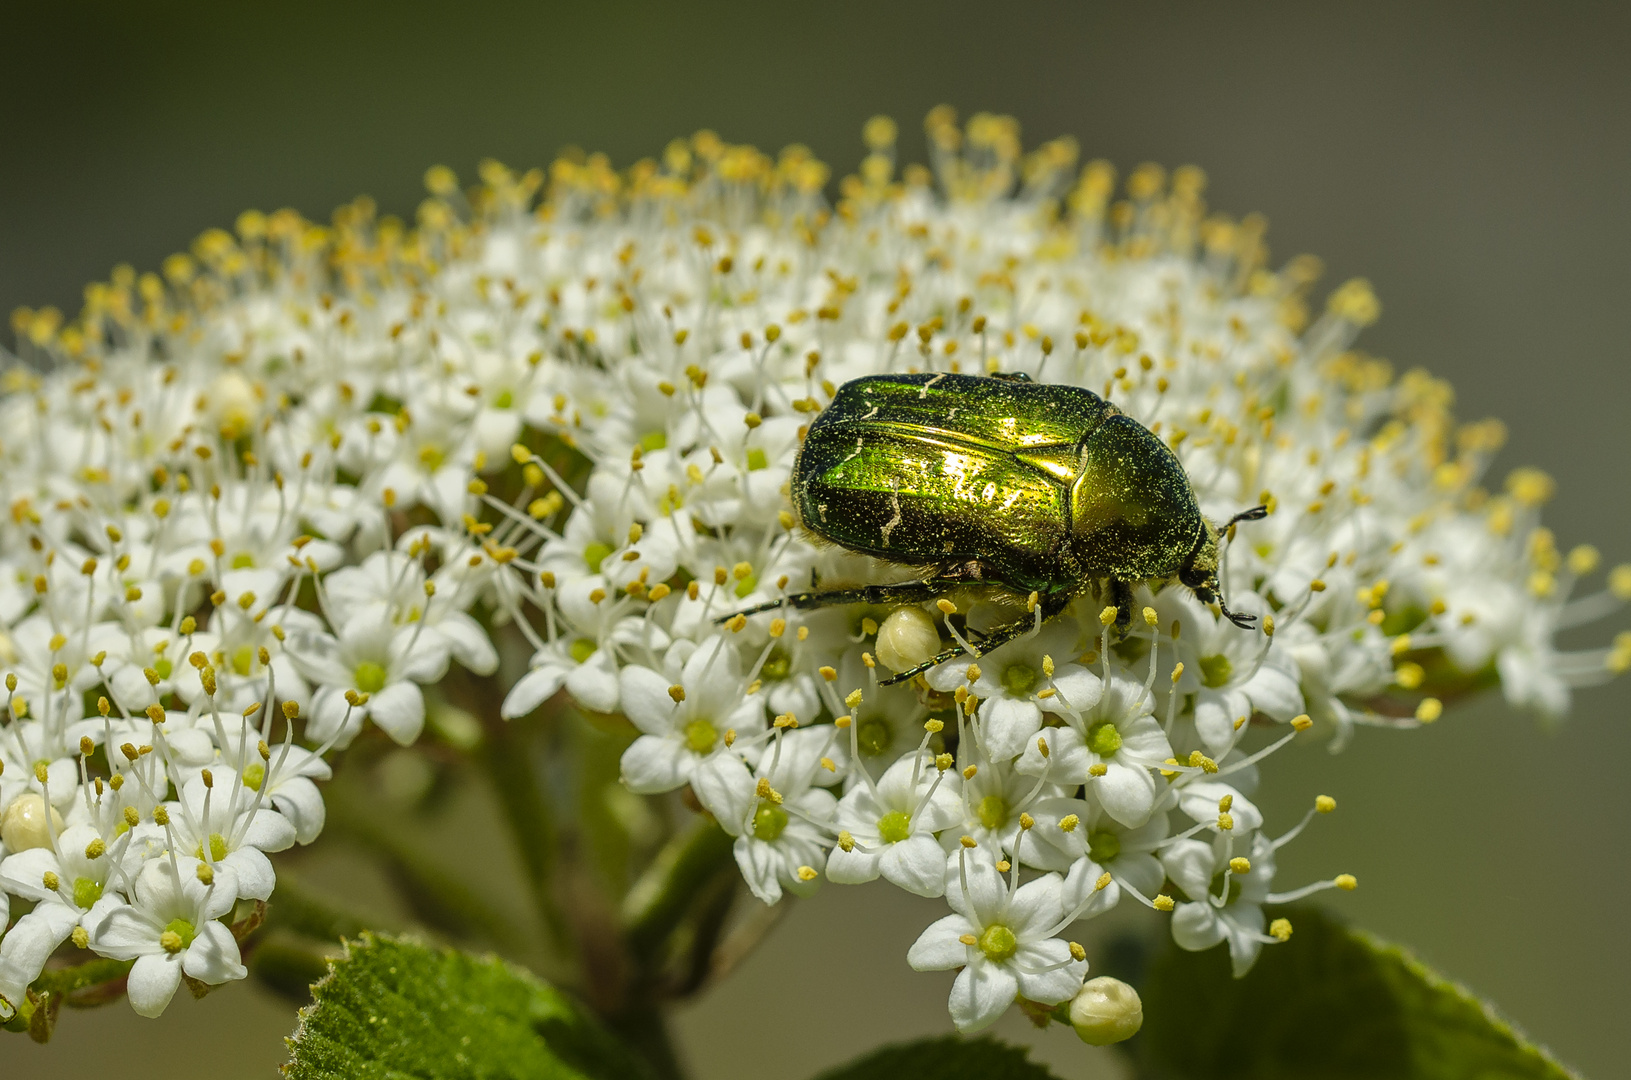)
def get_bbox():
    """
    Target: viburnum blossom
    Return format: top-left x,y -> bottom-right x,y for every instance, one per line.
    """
0,105 -> 1625,1033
